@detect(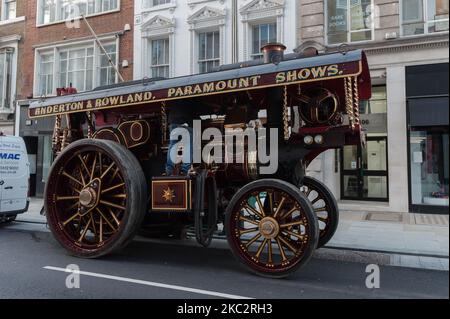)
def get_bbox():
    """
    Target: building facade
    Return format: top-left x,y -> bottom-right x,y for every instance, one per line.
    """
0,0 -> 25,135
297,0 -> 449,214
133,0 -> 298,79
16,0 -> 135,197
